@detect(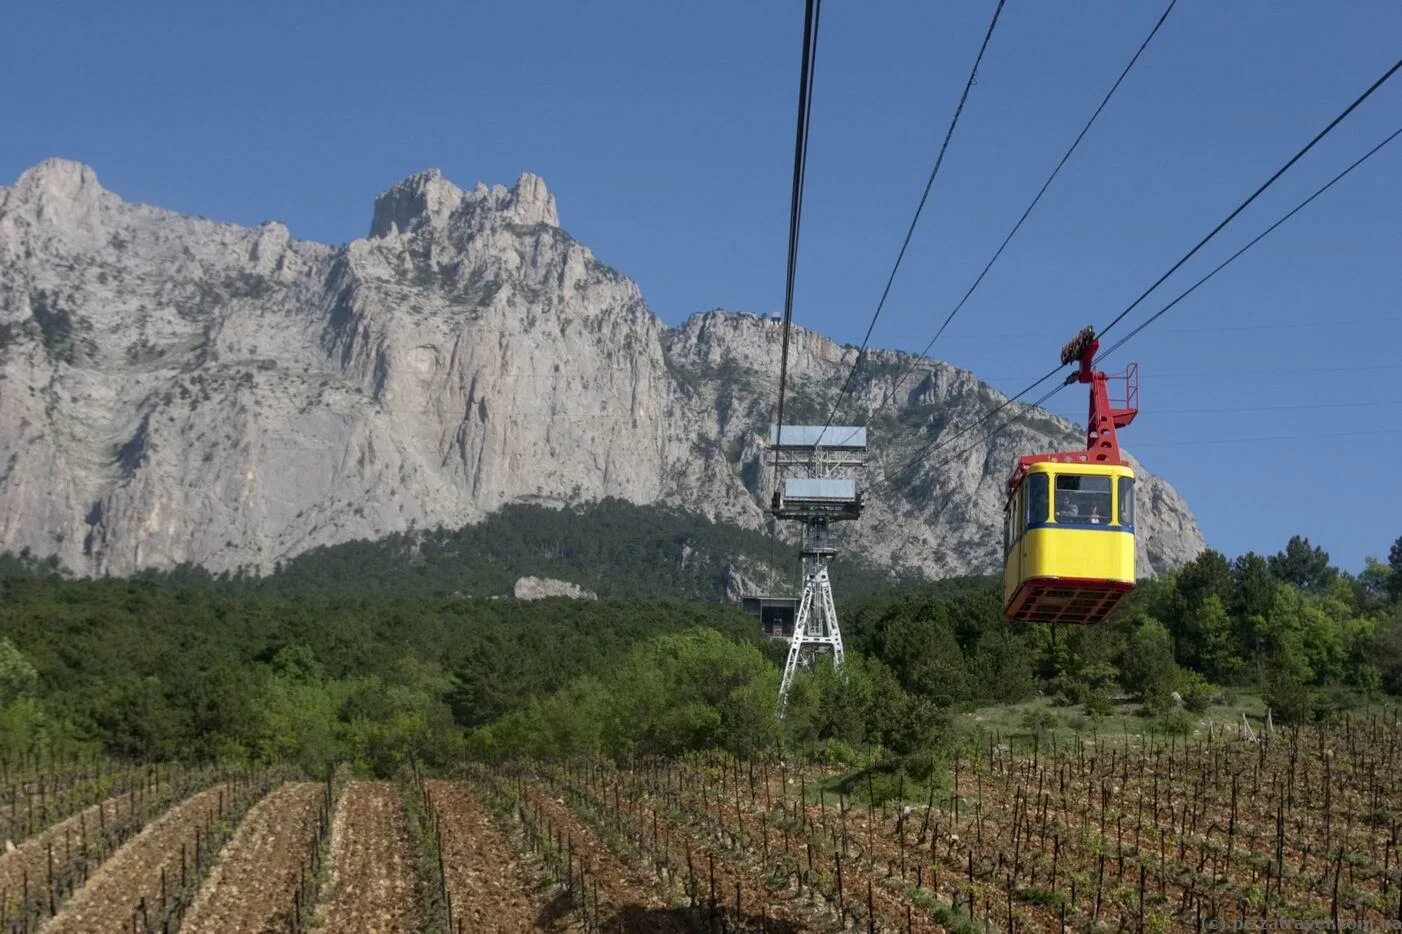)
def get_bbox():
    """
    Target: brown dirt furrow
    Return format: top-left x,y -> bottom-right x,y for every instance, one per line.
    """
41,784 -> 230,934
426,780 -> 542,933
181,781 -> 324,933
314,781 -> 417,934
